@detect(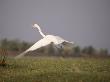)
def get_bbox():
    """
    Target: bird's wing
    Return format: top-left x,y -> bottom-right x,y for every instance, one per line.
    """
26,38 -> 52,52
15,35 -> 74,58
15,38 -> 52,58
